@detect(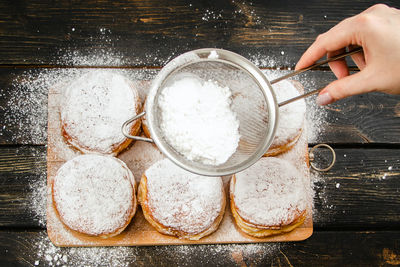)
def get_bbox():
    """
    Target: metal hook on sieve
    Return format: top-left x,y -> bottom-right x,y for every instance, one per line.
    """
309,144 -> 336,172
273,47 -> 363,107
121,111 -> 154,143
